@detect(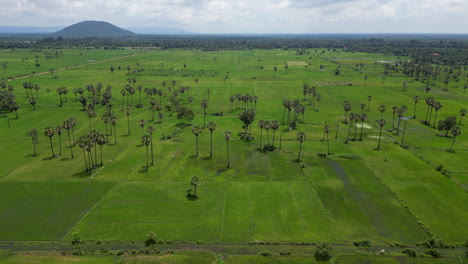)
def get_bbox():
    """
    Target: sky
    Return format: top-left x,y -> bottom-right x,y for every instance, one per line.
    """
2,0 -> 468,33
